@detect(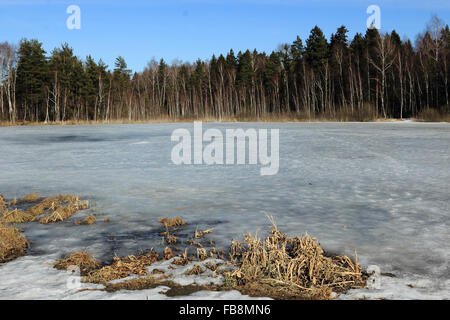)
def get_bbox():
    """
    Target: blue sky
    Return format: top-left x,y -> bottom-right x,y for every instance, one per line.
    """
0,0 -> 449,72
